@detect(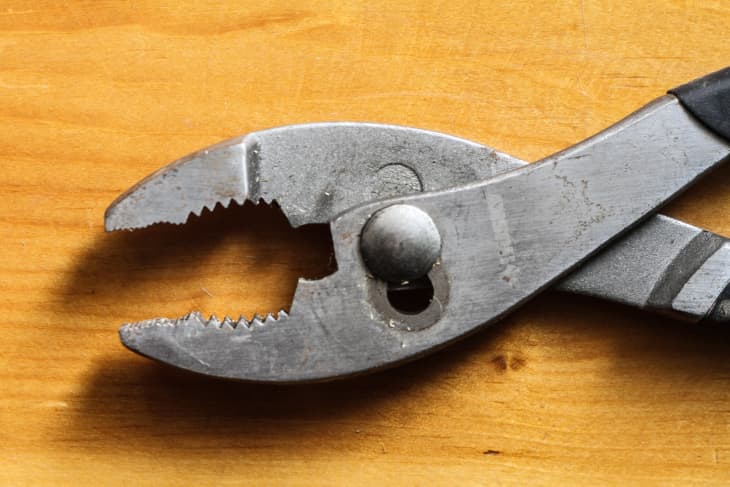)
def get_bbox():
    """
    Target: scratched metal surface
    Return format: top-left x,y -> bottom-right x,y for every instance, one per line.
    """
120,96 -> 730,381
